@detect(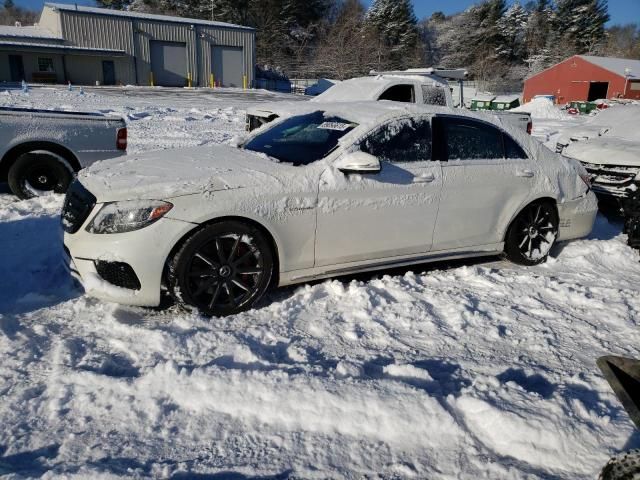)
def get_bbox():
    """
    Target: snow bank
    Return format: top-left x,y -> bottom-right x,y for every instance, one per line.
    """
1,87 -> 640,479
512,97 -> 566,119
